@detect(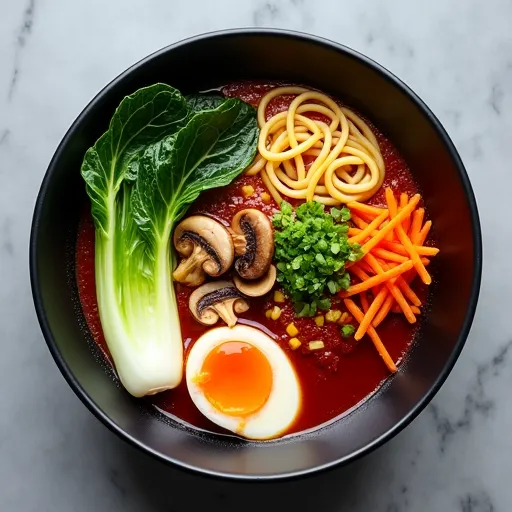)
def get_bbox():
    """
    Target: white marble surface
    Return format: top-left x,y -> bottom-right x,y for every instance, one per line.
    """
0,0 -> 509,510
